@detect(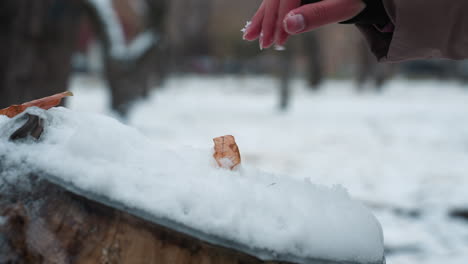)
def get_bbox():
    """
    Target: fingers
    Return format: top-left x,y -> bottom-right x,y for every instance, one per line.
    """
275,0 -> 301,46
260,0 -> 281,49
244,0 -> 365,49
243,1 -> 266,41
284,0 -> 365,34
